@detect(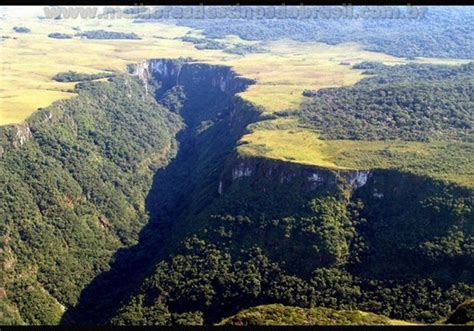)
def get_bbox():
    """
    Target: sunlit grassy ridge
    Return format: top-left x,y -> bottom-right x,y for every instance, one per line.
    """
217,304 -> 417,326
238,121 -> 473,187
